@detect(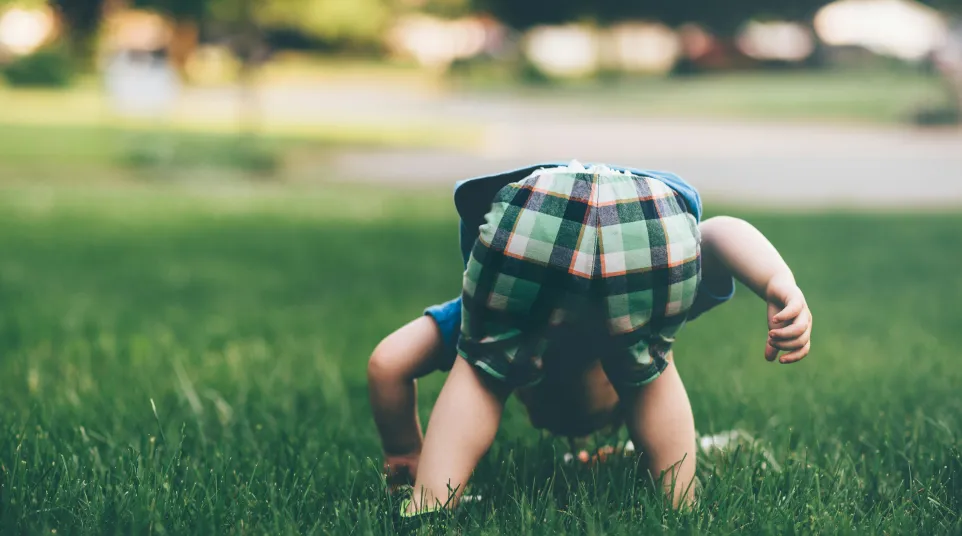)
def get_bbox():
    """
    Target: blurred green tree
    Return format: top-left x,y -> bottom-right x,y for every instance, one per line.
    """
137,0 -> 404,48
922,0 -> 962,12
472,0 -> 585,30
476,0 -> 830,32
0,0 -> 47,6
254,0 -> 391,46
131,0 -> 206,20
671,0 -> 825,35
414,0 -> 473,17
